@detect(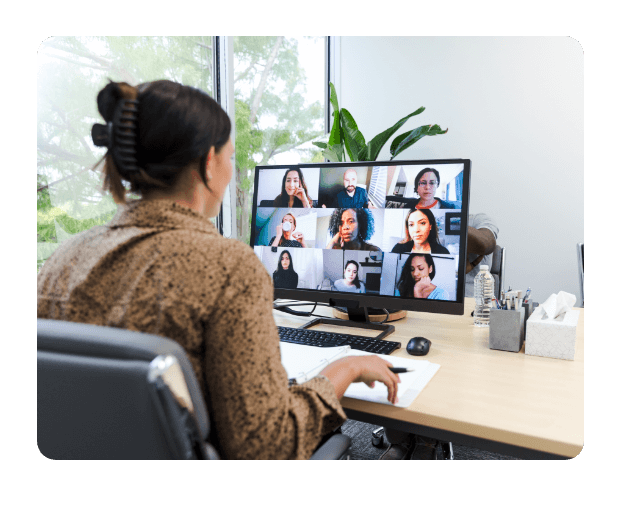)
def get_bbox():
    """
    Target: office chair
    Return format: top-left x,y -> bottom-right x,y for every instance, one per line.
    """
37,319 -> 351,460
577,243 -> 584,307
490,245 -> 505,299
